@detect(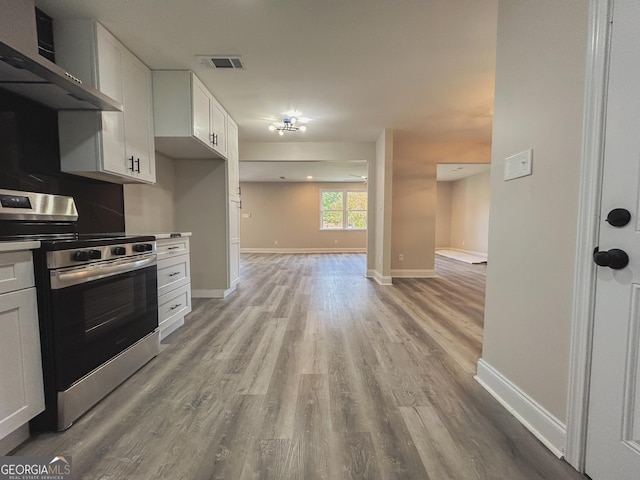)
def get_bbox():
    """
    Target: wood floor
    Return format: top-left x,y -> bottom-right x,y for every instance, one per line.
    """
14,253 -> 586,479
